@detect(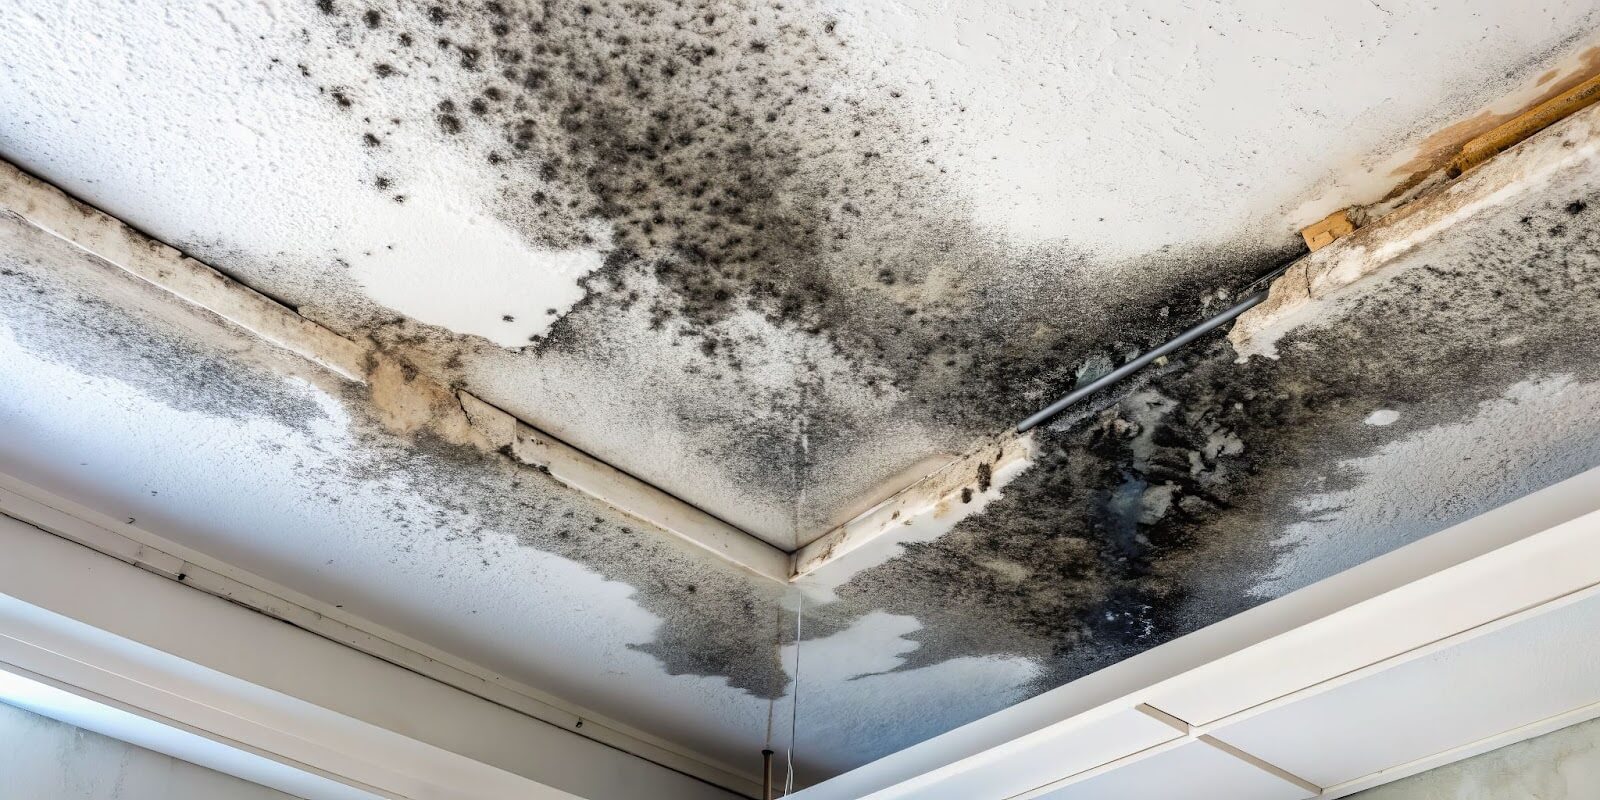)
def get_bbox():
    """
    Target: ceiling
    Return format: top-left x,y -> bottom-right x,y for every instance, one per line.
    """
4,0 -> 1600,791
